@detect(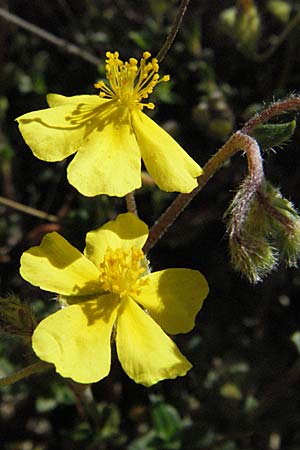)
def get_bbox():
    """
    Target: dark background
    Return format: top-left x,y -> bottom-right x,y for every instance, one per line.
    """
1,1 -> 300,449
